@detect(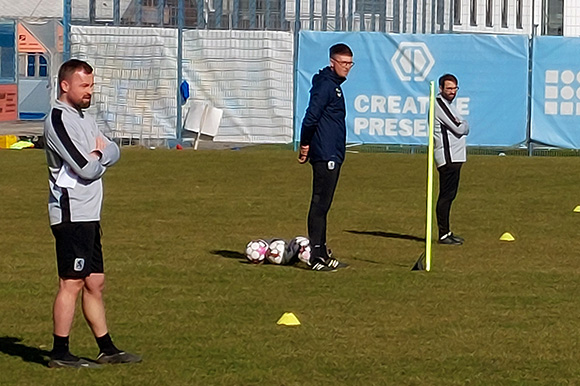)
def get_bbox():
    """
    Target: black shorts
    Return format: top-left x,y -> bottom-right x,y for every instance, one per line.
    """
51,221 -> 104,279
